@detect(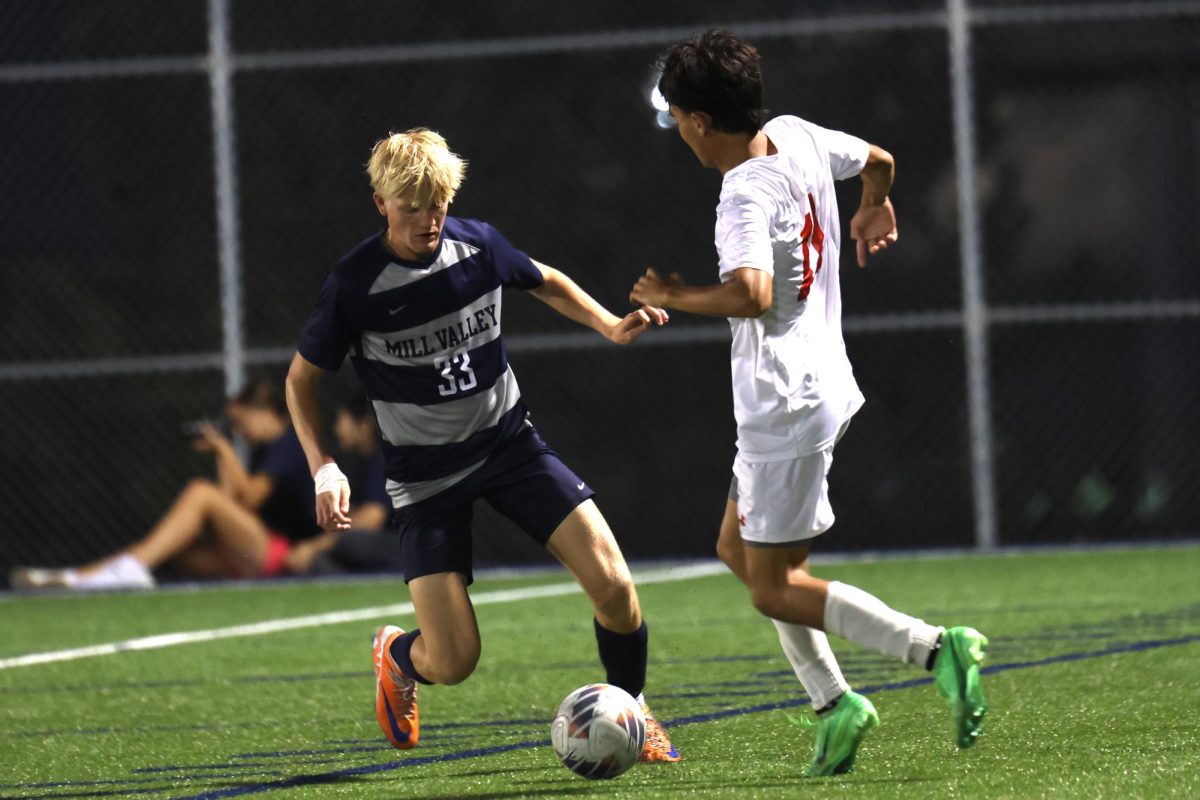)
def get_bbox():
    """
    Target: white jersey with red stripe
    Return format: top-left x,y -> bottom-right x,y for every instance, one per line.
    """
715,115 -> 870,461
